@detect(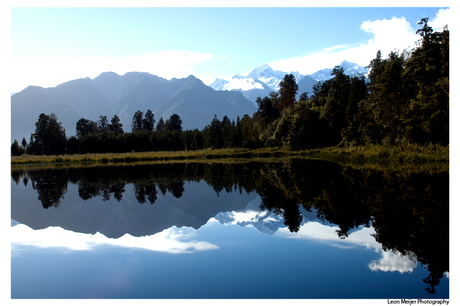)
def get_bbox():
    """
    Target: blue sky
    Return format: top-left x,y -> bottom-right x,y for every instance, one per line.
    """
9,5 -> 452,92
